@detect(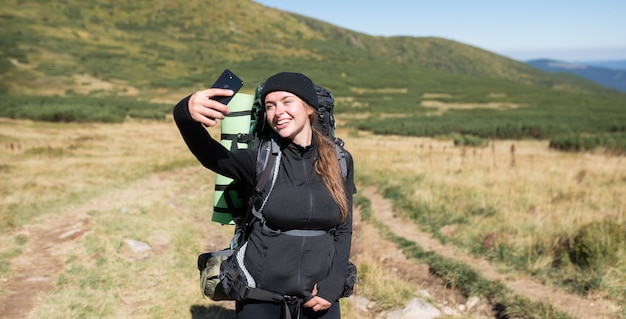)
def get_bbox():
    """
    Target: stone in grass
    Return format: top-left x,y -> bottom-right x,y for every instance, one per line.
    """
385,298 -> 440,319
124,238 -> 151,253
